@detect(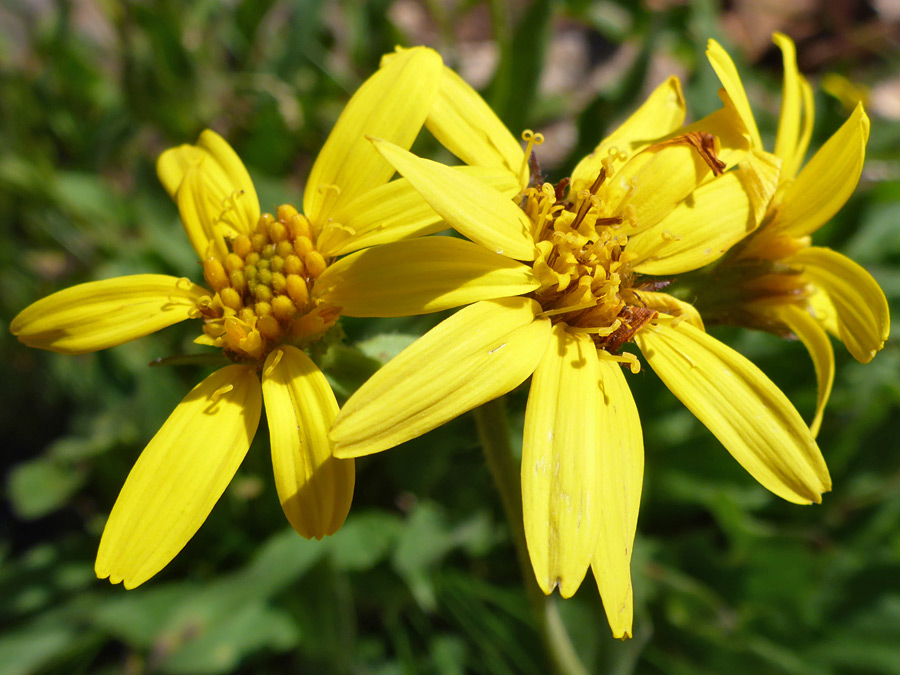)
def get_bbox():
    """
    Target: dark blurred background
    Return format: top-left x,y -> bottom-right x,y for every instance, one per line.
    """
1,1 -> 899,673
